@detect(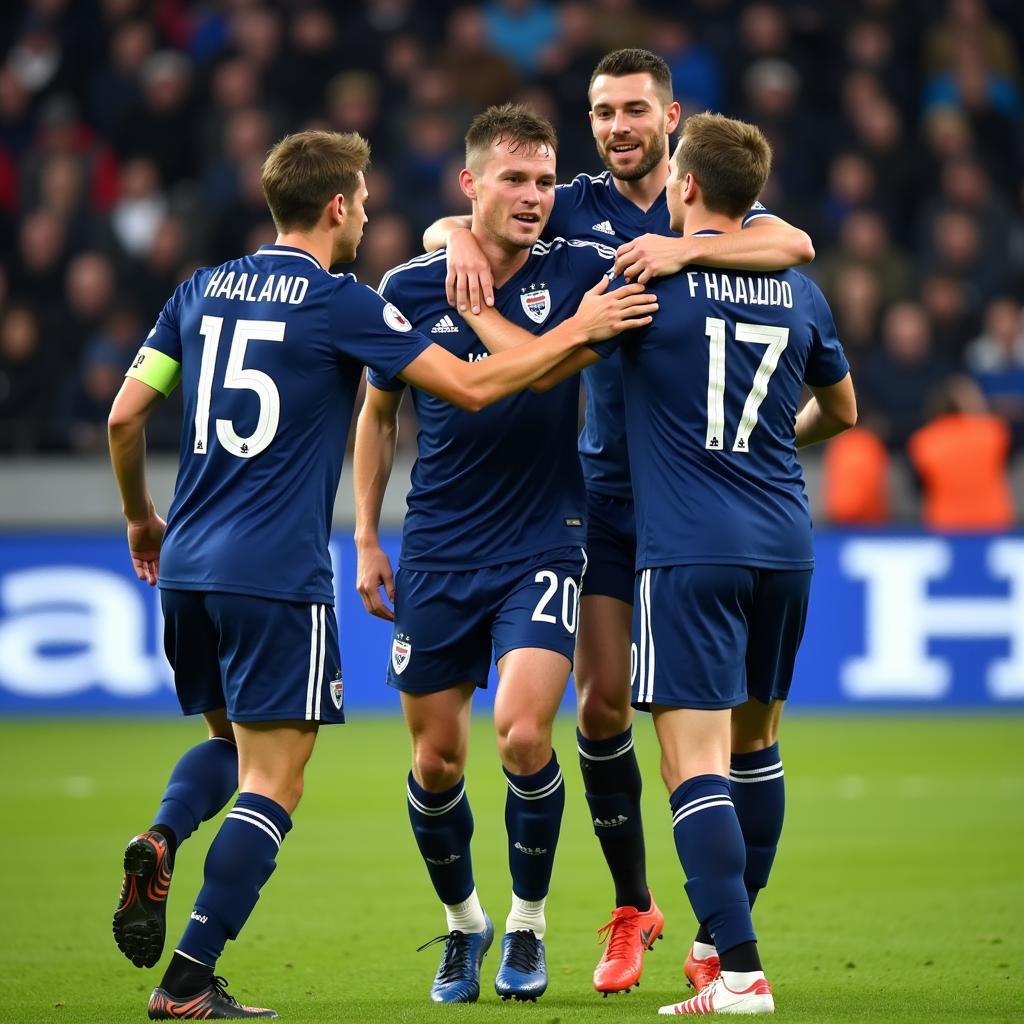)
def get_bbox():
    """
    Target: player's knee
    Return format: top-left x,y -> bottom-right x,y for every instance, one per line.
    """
412,745 -> 465,791
496,719 -> 552,775
577,684 -> 631,740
